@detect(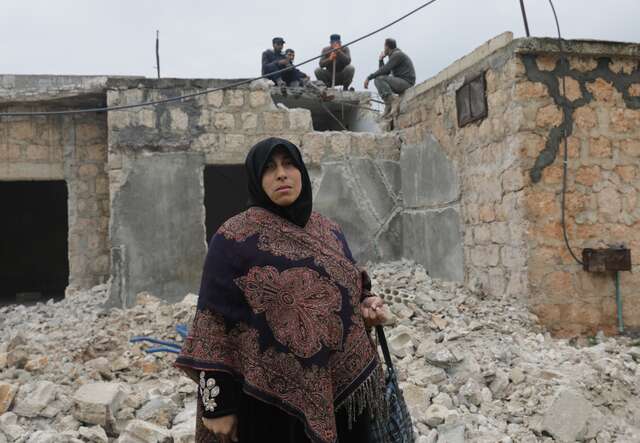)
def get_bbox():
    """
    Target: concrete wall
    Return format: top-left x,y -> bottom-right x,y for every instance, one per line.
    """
0,98 -> 110,291
395,33 -> 640,336
105,79 -> 401,307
